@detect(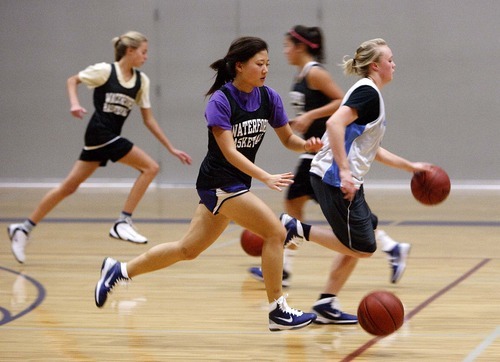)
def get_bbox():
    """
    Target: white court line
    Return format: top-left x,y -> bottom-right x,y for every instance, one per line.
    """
463,326 -> 500,362
2,181 -> 500,190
